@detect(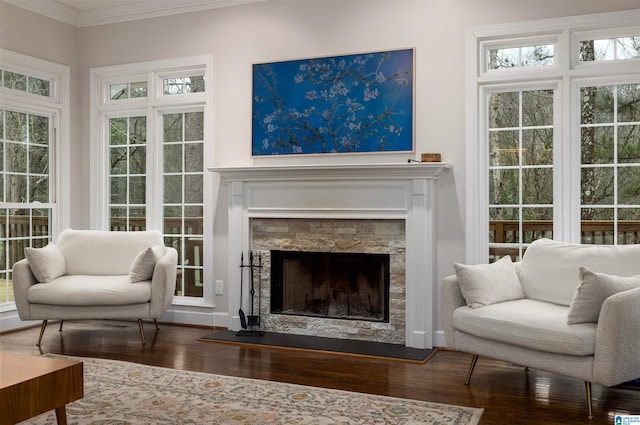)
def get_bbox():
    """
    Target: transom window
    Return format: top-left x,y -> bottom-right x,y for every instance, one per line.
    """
1,69 -> 51,97
110,81 -> 147,100
579,35 -> 640,62
163,76 -> 205,95
487,44 -> 555,70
